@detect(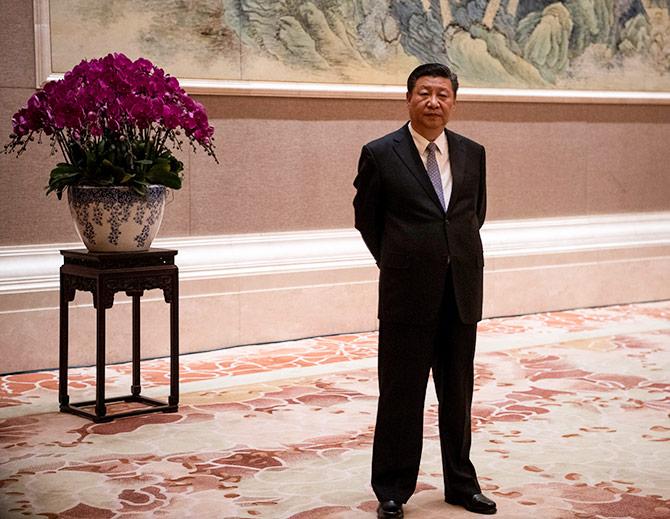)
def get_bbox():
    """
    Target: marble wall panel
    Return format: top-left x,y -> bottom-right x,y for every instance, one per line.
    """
0,88 -> 79,245
188,96 -> 406,235
0,0 -> 35,88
